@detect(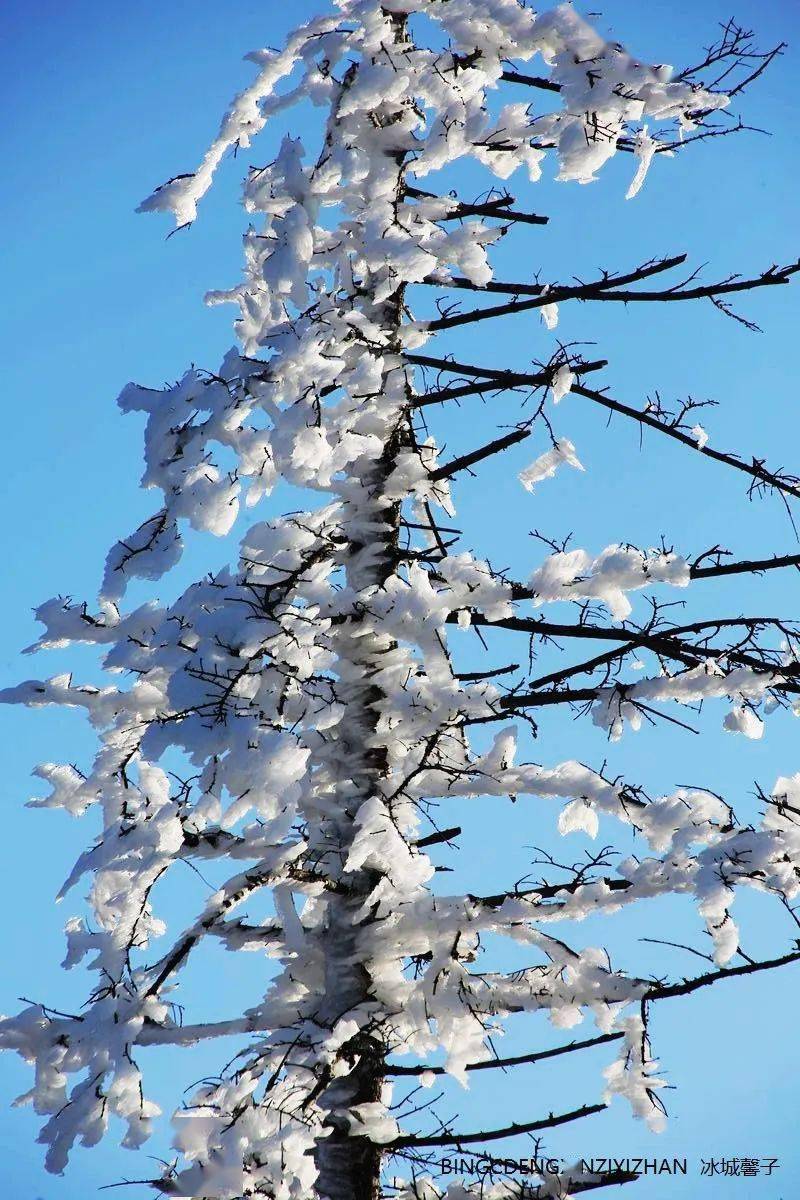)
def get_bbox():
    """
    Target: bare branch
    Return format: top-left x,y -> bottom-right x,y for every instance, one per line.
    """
572,381 -> 800,502
387,1032 -> 624,1076
390,1102 -> 606,1148
420,259 -> 799,332
429,428 -> 531,481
